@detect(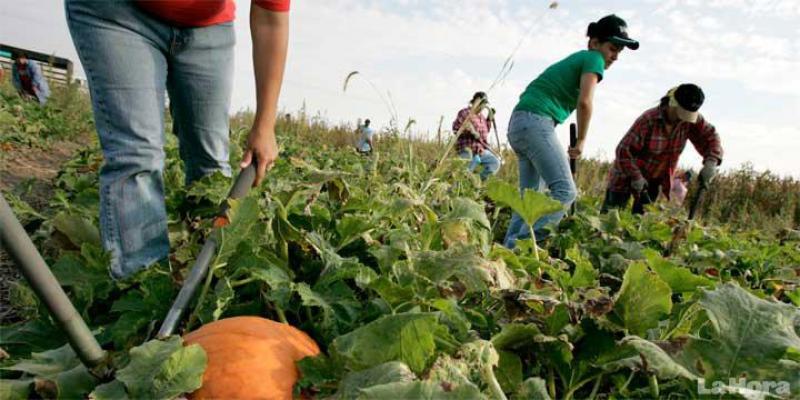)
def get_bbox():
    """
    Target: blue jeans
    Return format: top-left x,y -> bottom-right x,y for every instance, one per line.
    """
458,148 -> 500,181
66,0 -> 234,278
503,111 -> 575,248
